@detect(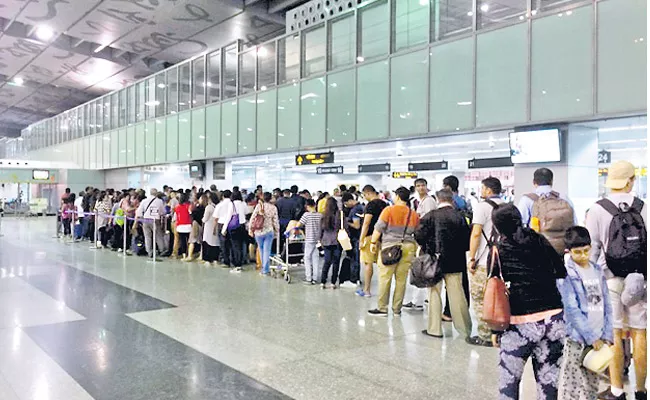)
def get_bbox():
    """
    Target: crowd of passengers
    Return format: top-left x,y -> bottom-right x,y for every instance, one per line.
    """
57,160 -> 646,400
